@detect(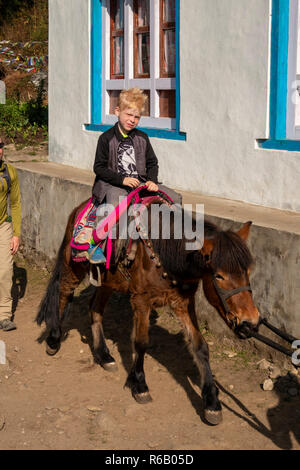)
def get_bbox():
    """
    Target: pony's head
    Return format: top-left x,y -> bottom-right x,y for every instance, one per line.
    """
201,221 -> 260,339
